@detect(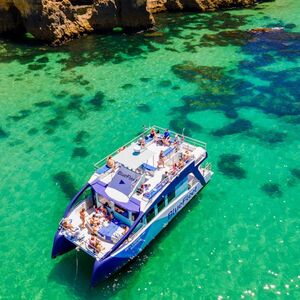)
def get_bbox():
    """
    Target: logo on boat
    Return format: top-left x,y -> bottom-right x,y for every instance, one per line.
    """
167,186 -> 199,220
117,170 -> 135,182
